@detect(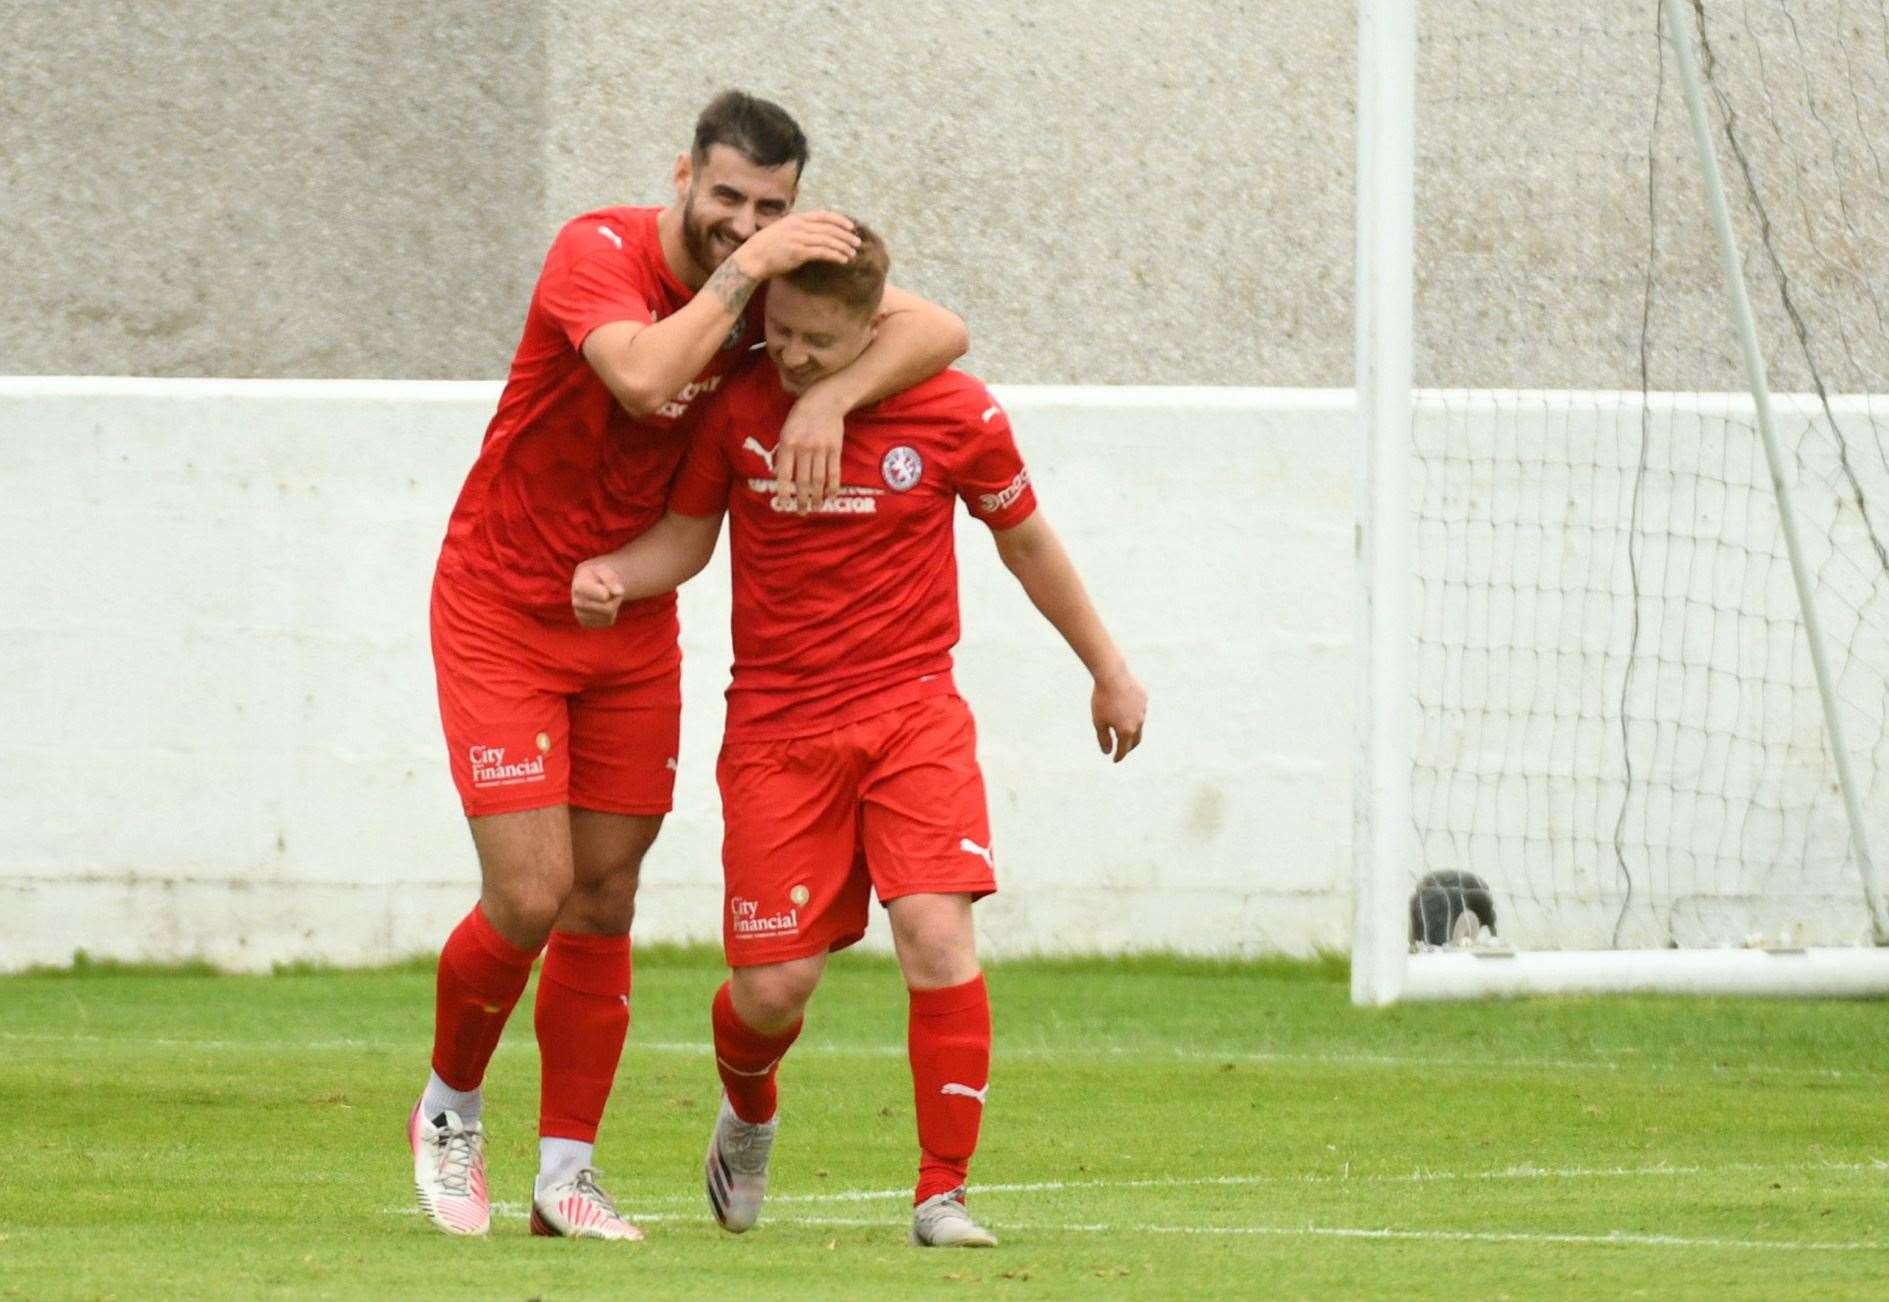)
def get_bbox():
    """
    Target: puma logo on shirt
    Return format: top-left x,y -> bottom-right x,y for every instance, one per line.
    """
732,436 -> 770,478
743,436 -> 777,474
